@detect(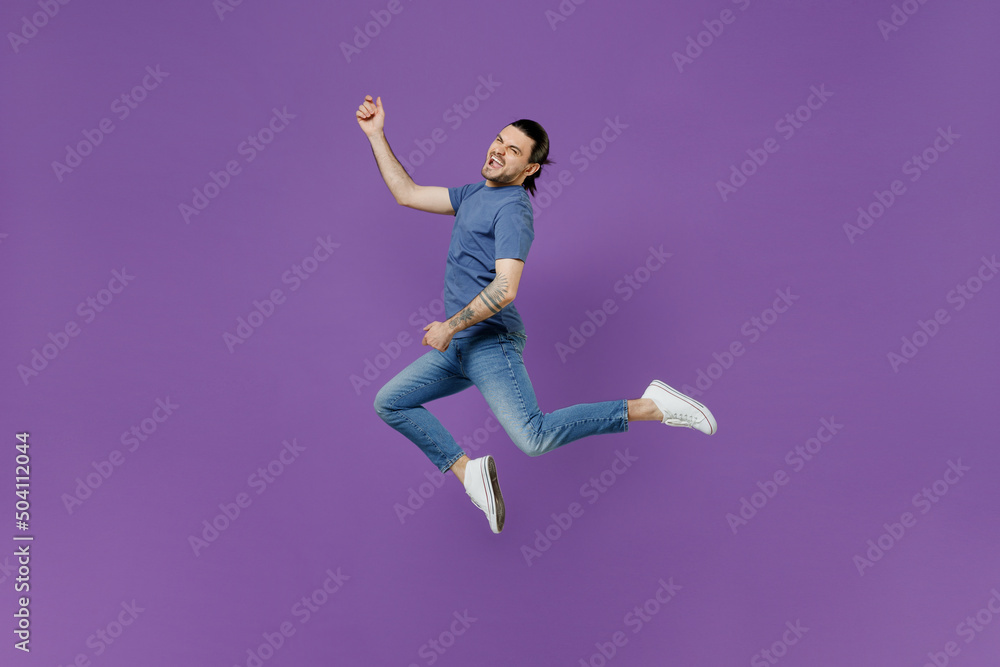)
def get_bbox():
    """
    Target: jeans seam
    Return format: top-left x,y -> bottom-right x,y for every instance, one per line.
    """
498,334 -> 535,437
387,374 -> 466,411
497,334 -> 624,447
384,371 -> 468,471
537,417 -> 622,436
441,453 -> 463,473
394,410 -> 452,467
